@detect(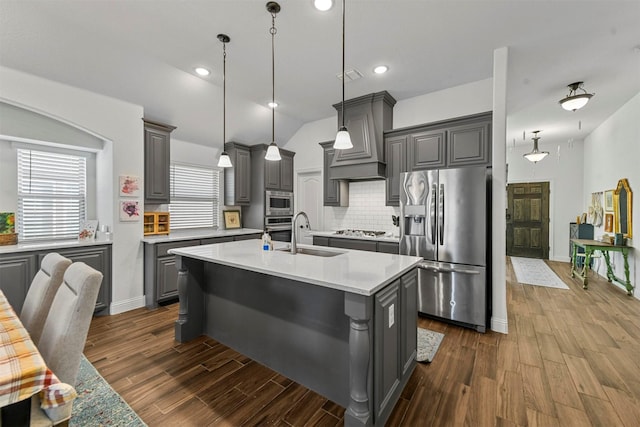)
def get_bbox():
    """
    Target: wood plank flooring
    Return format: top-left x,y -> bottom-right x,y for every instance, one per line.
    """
83,259 -> 640,426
